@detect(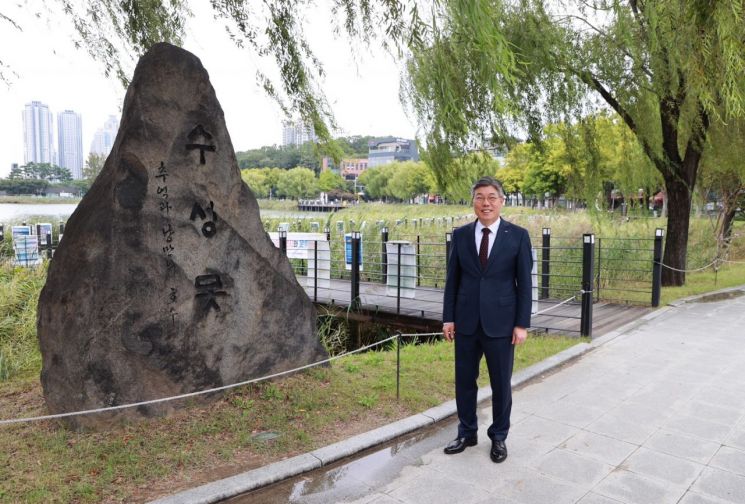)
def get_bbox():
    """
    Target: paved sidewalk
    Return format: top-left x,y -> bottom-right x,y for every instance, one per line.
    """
233,289 -> 745,504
